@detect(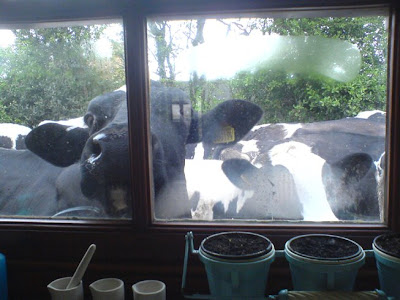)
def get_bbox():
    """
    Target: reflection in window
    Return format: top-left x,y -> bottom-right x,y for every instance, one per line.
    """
0,22 -> 129,219
147,13 -> 388,223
